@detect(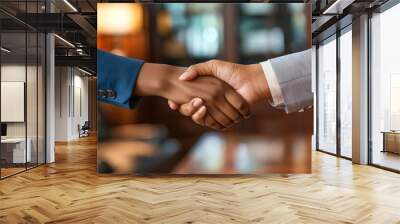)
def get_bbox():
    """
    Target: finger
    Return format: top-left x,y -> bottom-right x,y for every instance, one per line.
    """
224,89 -> 251,118
179,66 -> 198,81
215,96 -> 243,124
168,100 -> 179,110
192,106 -> 207,126
205,115 -> 224,130
206,103 -> 235,128
179,98 -> 204,117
